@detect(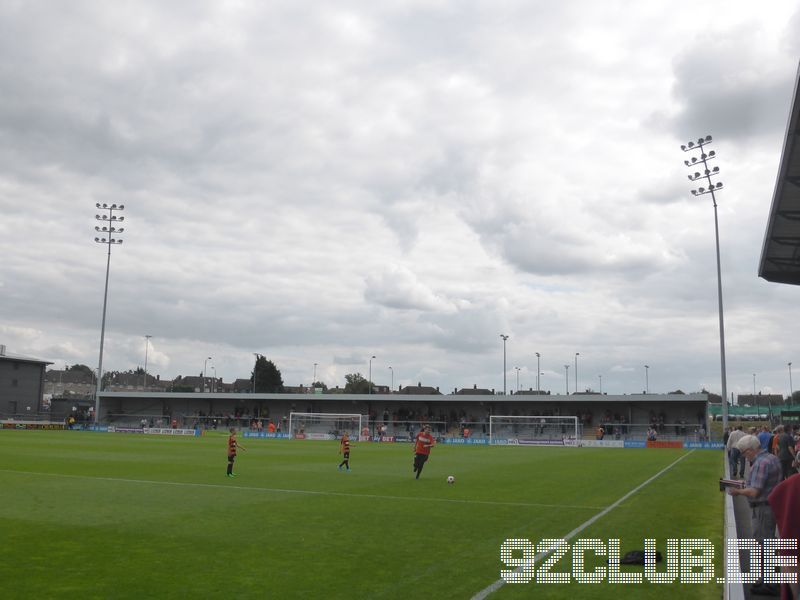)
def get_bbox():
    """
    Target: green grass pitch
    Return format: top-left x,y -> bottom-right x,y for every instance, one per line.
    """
0,431 -> 724,599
